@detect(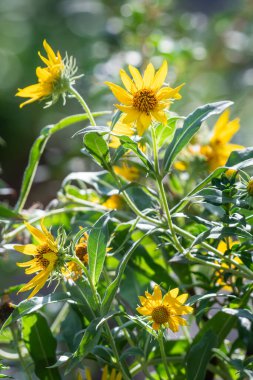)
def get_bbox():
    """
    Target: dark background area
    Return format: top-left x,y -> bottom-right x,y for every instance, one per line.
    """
0,0 -> 253,209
